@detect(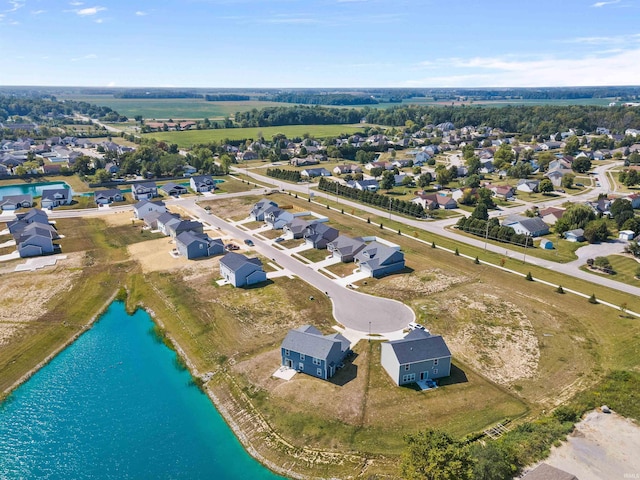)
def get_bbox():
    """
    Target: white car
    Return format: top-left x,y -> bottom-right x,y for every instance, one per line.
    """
408,322 -> 426,331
